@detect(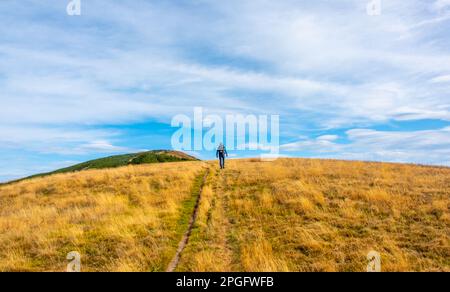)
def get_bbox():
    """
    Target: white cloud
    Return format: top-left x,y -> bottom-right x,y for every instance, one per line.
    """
281,127 -> 450,166
281,137 -> 340,152
0,125 -> 134,156
430,74 -> 450,83
317,135 -> 339,142
0,126 -> 115,145
1,1 -> 449,130
433,0 -> 450,11
78,140 -> 127,152
239,143 -> 278,152
1,0 -> 449,128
